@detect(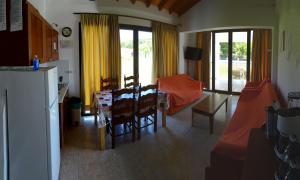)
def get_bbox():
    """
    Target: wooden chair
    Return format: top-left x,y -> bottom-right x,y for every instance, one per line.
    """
101,77 -> 118,90
124,75 -> 139,88
135,84 -> 158,139
109,88 -> 136,148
